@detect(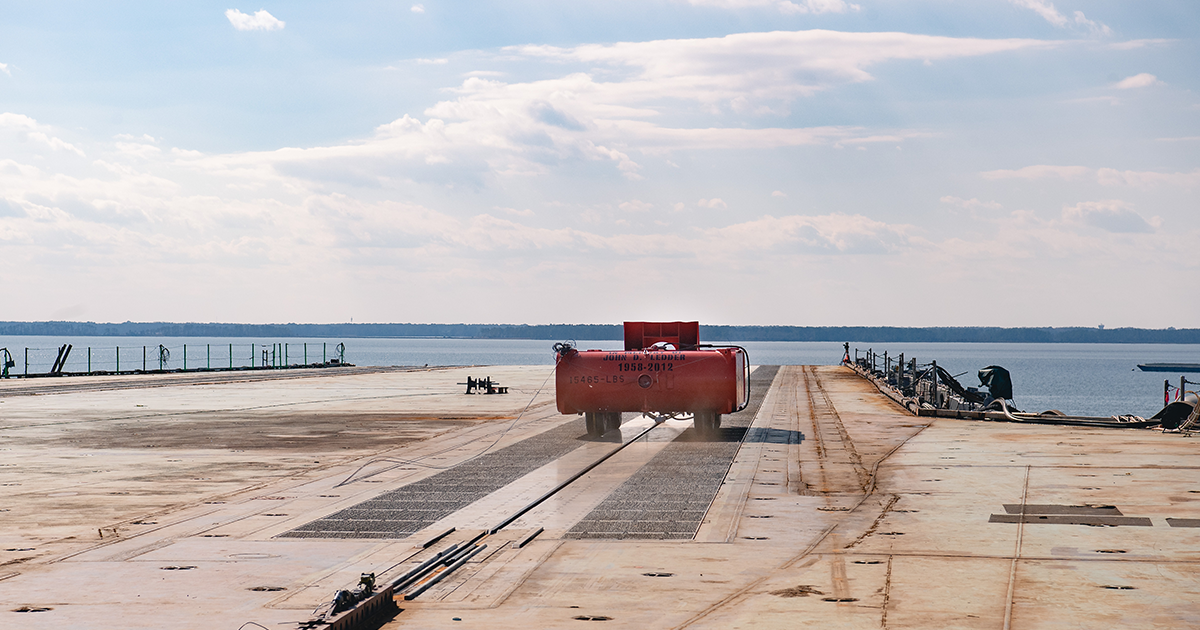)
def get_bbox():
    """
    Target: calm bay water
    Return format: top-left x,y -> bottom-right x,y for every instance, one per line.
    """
2,336 -> 1196,419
